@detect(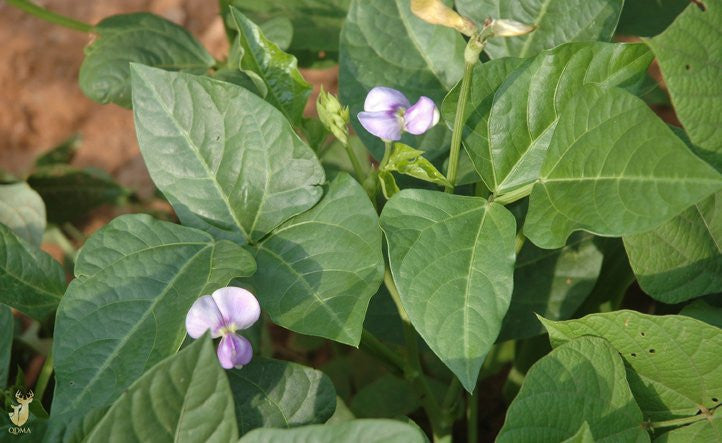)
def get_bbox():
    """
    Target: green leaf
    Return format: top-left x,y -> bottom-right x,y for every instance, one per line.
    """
383,143 -> 450,188
541,310 -> 722,420
378,170 -> 400,200
51,214 -> 255,418
259,17 -> 293,51
0,182 -> 46,247
34,134 -> 80,167
616,0 -> 689,37
624,191 -> 722,303
130,65 -> 324,245
251,173 -> 384,345
27,165 -> 130,224
227,357 -> 336,435
0,223 -> 64,321
79,13 -> 215,108
680,300 -> 722,329
458,42 -> 652,195
0,304 -> 12,387
654,414 -> 722,442
498,233 -> 603,342
524,85 -> 722,249
563,422 -> 595,443
380,189 -> 516,391
222,0 -> 349,54
350,374 -> 420,418
238,419 -> 428,443
497,336 -> 647,442
77,337 -> 238,442
229,8 -> 312,125
455,0 -> 624,58
647,0 -> 722,171
339,0 -> 465,159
